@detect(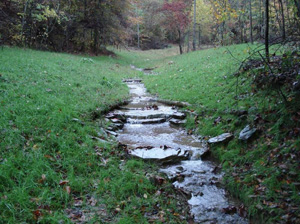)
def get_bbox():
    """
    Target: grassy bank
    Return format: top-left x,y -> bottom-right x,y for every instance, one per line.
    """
0,47 -> 190,223
125,44 -> 300,223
